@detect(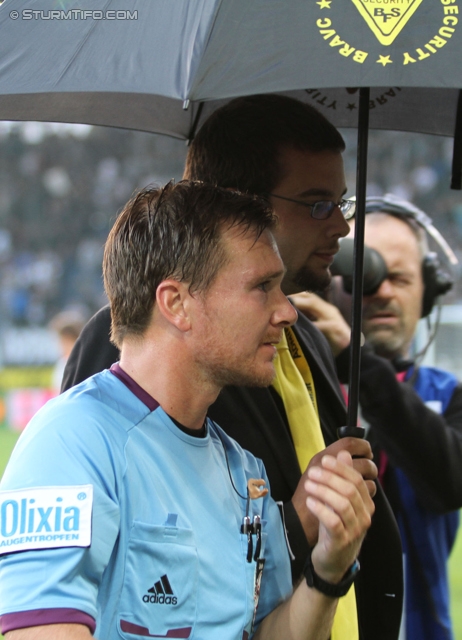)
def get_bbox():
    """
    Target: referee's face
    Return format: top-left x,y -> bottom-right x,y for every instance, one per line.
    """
190,225 -> 298,390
